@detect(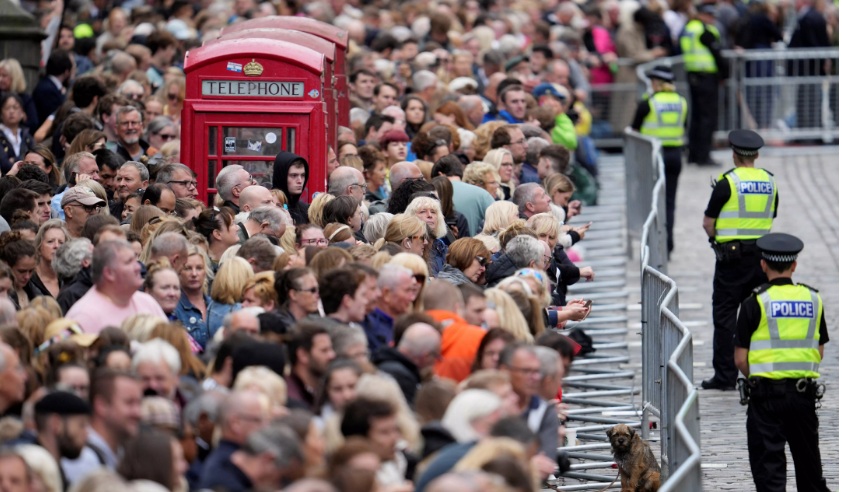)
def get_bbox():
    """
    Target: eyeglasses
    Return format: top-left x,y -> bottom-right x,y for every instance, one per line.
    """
409,235 -> 429,243
118,120 -> 141,127
157,132 -> 177,141
73,203 -> 101,213
294,286 -> 319,294
475,256 -> 489,267
500,162 -> 514,168
168,93 -> 180,101
349,183 -> 366,189
302,238 -> 328,245
168,179 -> 198,189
